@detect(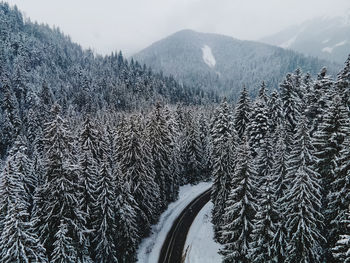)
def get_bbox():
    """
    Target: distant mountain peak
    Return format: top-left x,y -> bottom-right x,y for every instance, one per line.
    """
261,15 -> 350,63
133,29 -> 340,100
